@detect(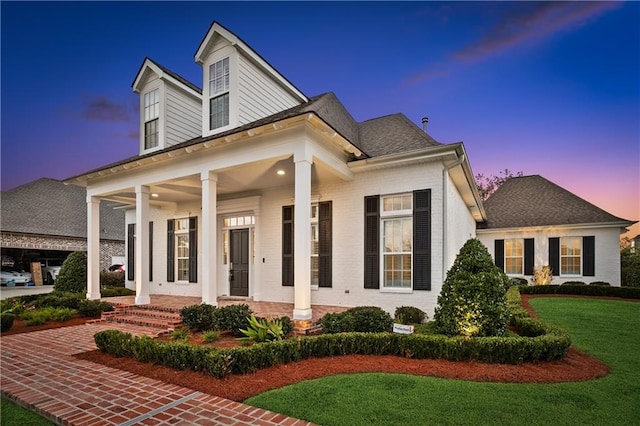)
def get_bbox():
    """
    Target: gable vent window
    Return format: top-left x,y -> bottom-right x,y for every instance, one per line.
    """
209,57 -> 230,130
143,89 -> 159,149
